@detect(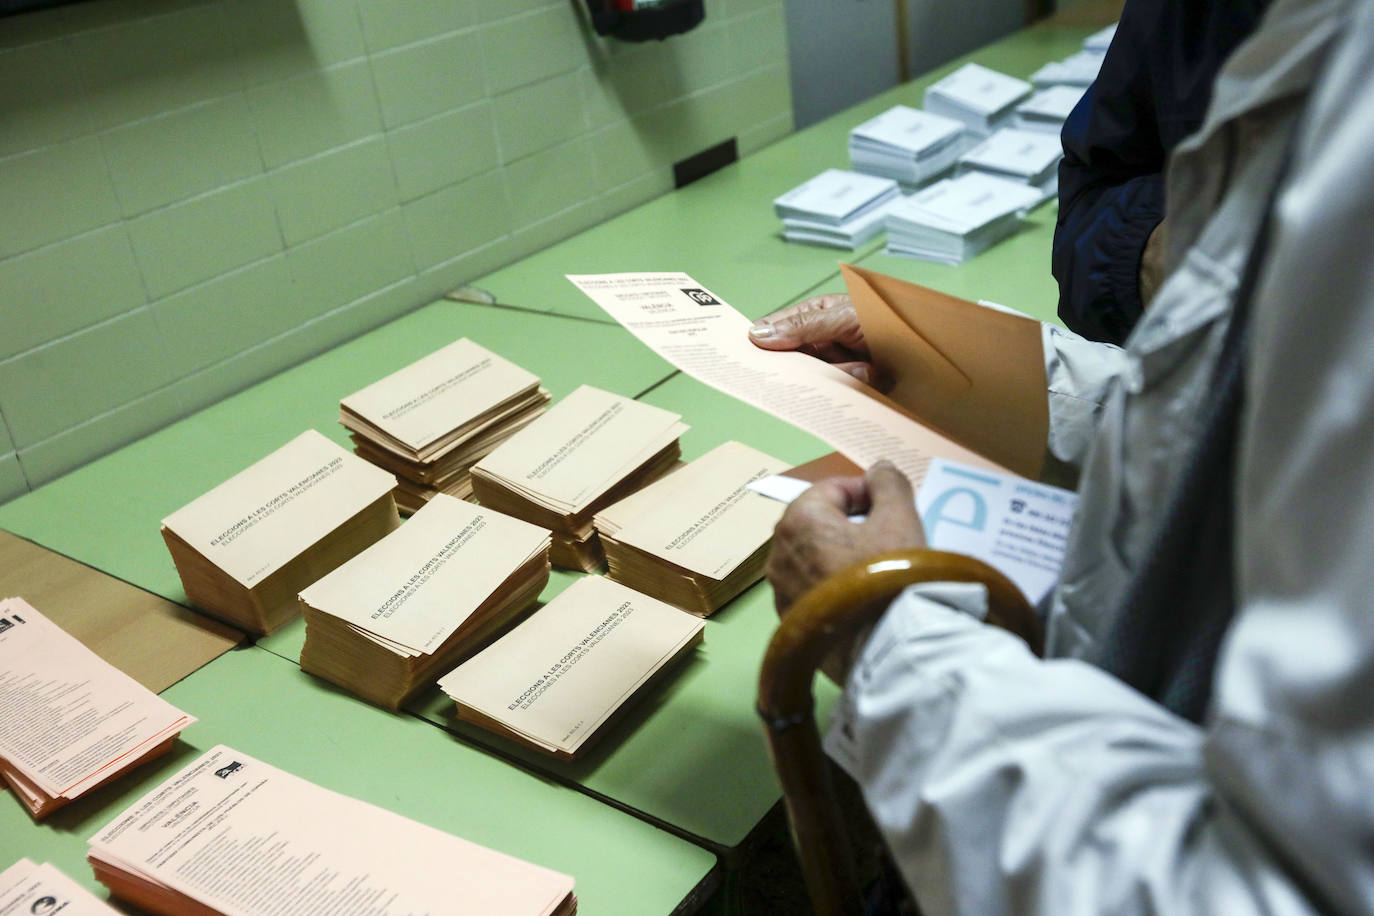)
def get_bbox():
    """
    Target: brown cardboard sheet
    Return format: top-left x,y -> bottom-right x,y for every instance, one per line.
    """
0,530 -> 240,693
